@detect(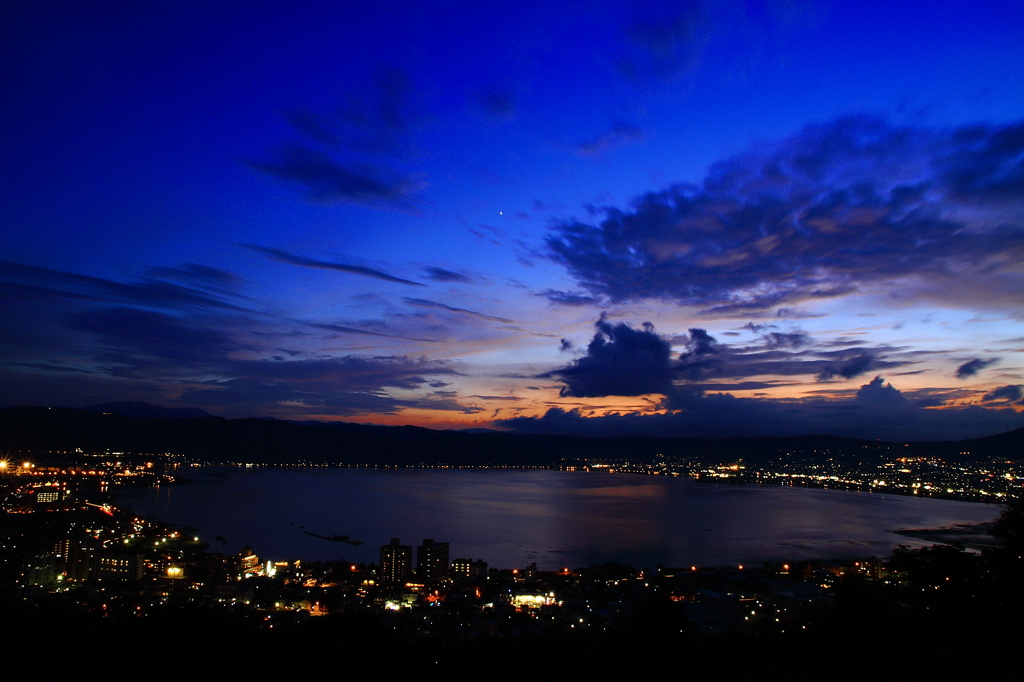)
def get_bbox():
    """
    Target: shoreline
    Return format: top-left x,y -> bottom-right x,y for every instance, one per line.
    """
891,520 -> 1001,551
